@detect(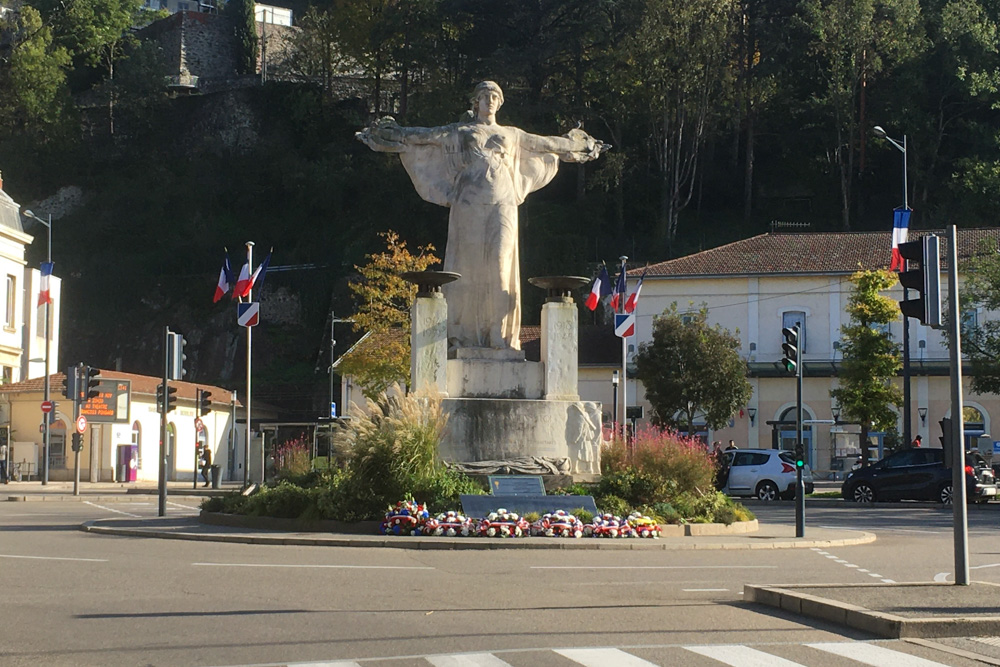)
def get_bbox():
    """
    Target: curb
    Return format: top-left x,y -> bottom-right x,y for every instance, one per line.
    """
80,518 -> 876,551
745,582 -> 1000,638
